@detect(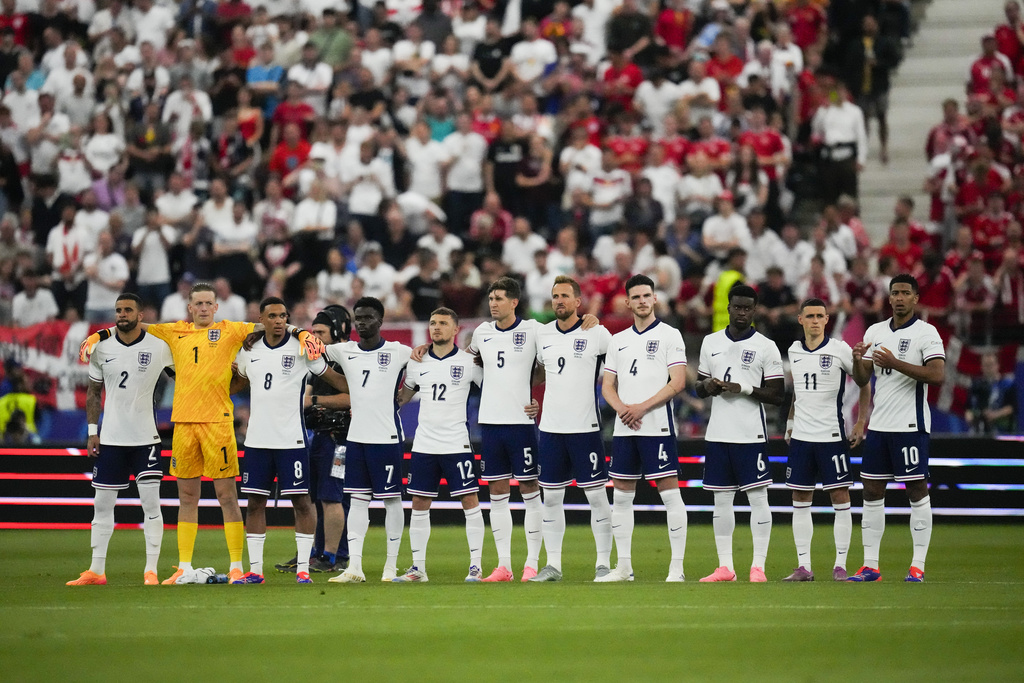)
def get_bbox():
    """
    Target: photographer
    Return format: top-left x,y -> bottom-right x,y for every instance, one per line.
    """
276,305 -> 353,574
